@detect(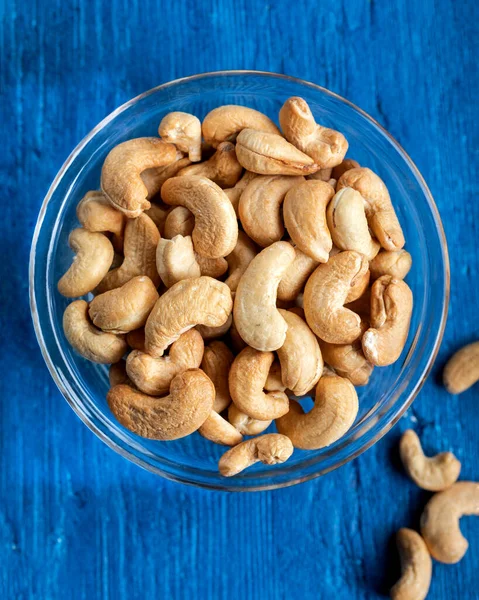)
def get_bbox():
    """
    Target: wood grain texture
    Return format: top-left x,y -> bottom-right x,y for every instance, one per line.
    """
1,0 -> 478,597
